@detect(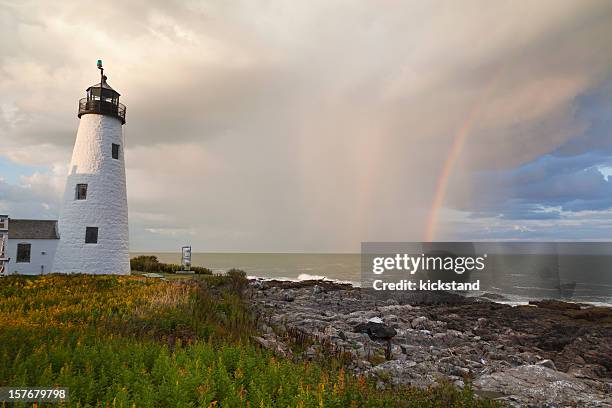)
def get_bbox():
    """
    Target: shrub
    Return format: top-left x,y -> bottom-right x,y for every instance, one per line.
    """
227,268 -> 249,294
130,255 -> 161,272
192,265 -> 212,275
130,255 -> 212,275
